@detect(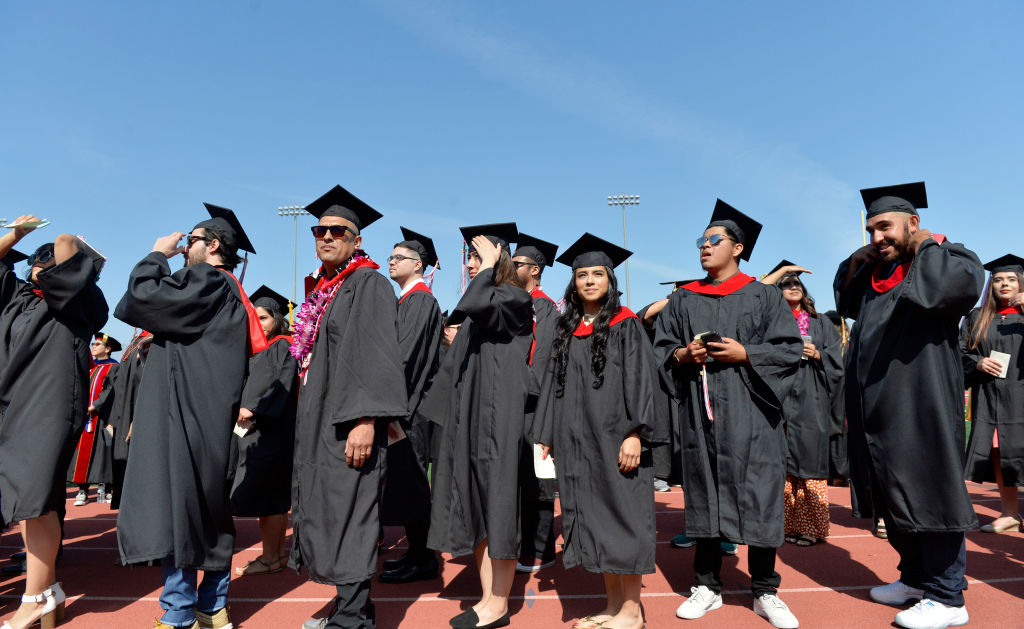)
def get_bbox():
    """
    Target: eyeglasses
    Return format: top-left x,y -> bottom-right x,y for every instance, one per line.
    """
779,281 -> 802,290
512,261 -> 538,269
387,254 -> 420,264
696,234 -> 733,249
311,225 -> 356,240
186,235 -> 212,248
